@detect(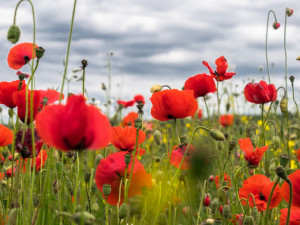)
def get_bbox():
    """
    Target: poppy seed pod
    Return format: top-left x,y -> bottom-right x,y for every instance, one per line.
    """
280,97 -> 288,113
243,216 -> 255,225
280,154 -> 289,167
35,47 -> 45,59
124,153 -> 132,166
119,203 -> 129,220
153,130 -> 161,145
210,129 -> 226,141
275,166 -> 289,181
134,118 -> 142,129
7,25 -> 21,44
289,75 -> 295,83
72,212 -> 95,225
222,205 -> 231,219
81,59 -> 88,68
150,84 -> 162,93
271,136 -> 280,151
103,184 -> 111,197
